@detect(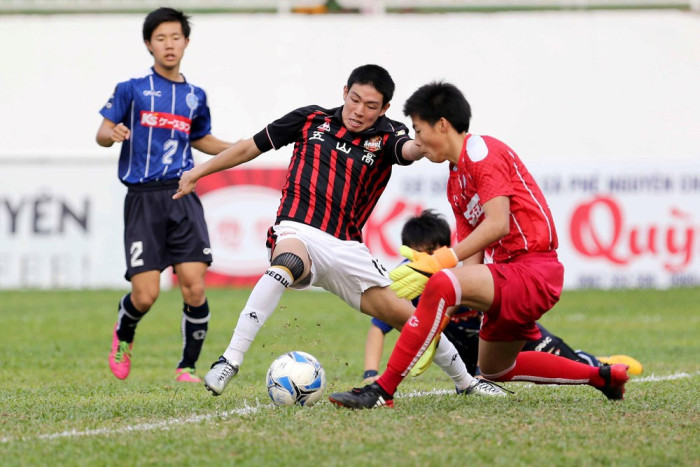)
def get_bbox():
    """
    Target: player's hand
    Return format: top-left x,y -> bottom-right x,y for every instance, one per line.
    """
173,170 -> 197,200
111,123 -> 130,143
389,246 -> 458,299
